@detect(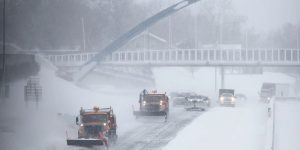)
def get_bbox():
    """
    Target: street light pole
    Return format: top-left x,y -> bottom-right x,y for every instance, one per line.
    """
219,14 -> 223,49
194,15 -> 198,49
297,26 -> 299,49
168,16 -> 172,49
245,30 -> 248,50
1,0 -> 6,99
81,17 -> 86,52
